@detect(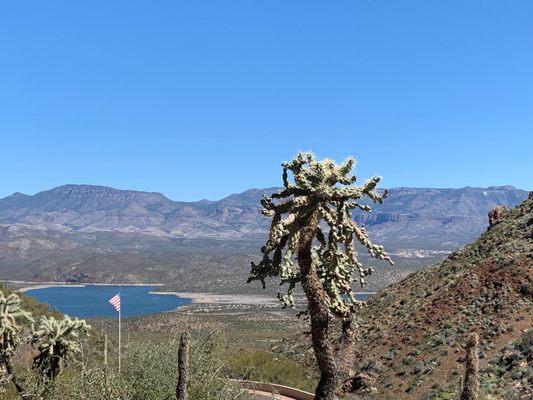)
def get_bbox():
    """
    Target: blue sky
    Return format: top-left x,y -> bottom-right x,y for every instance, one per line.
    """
1,1 -> 531,201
